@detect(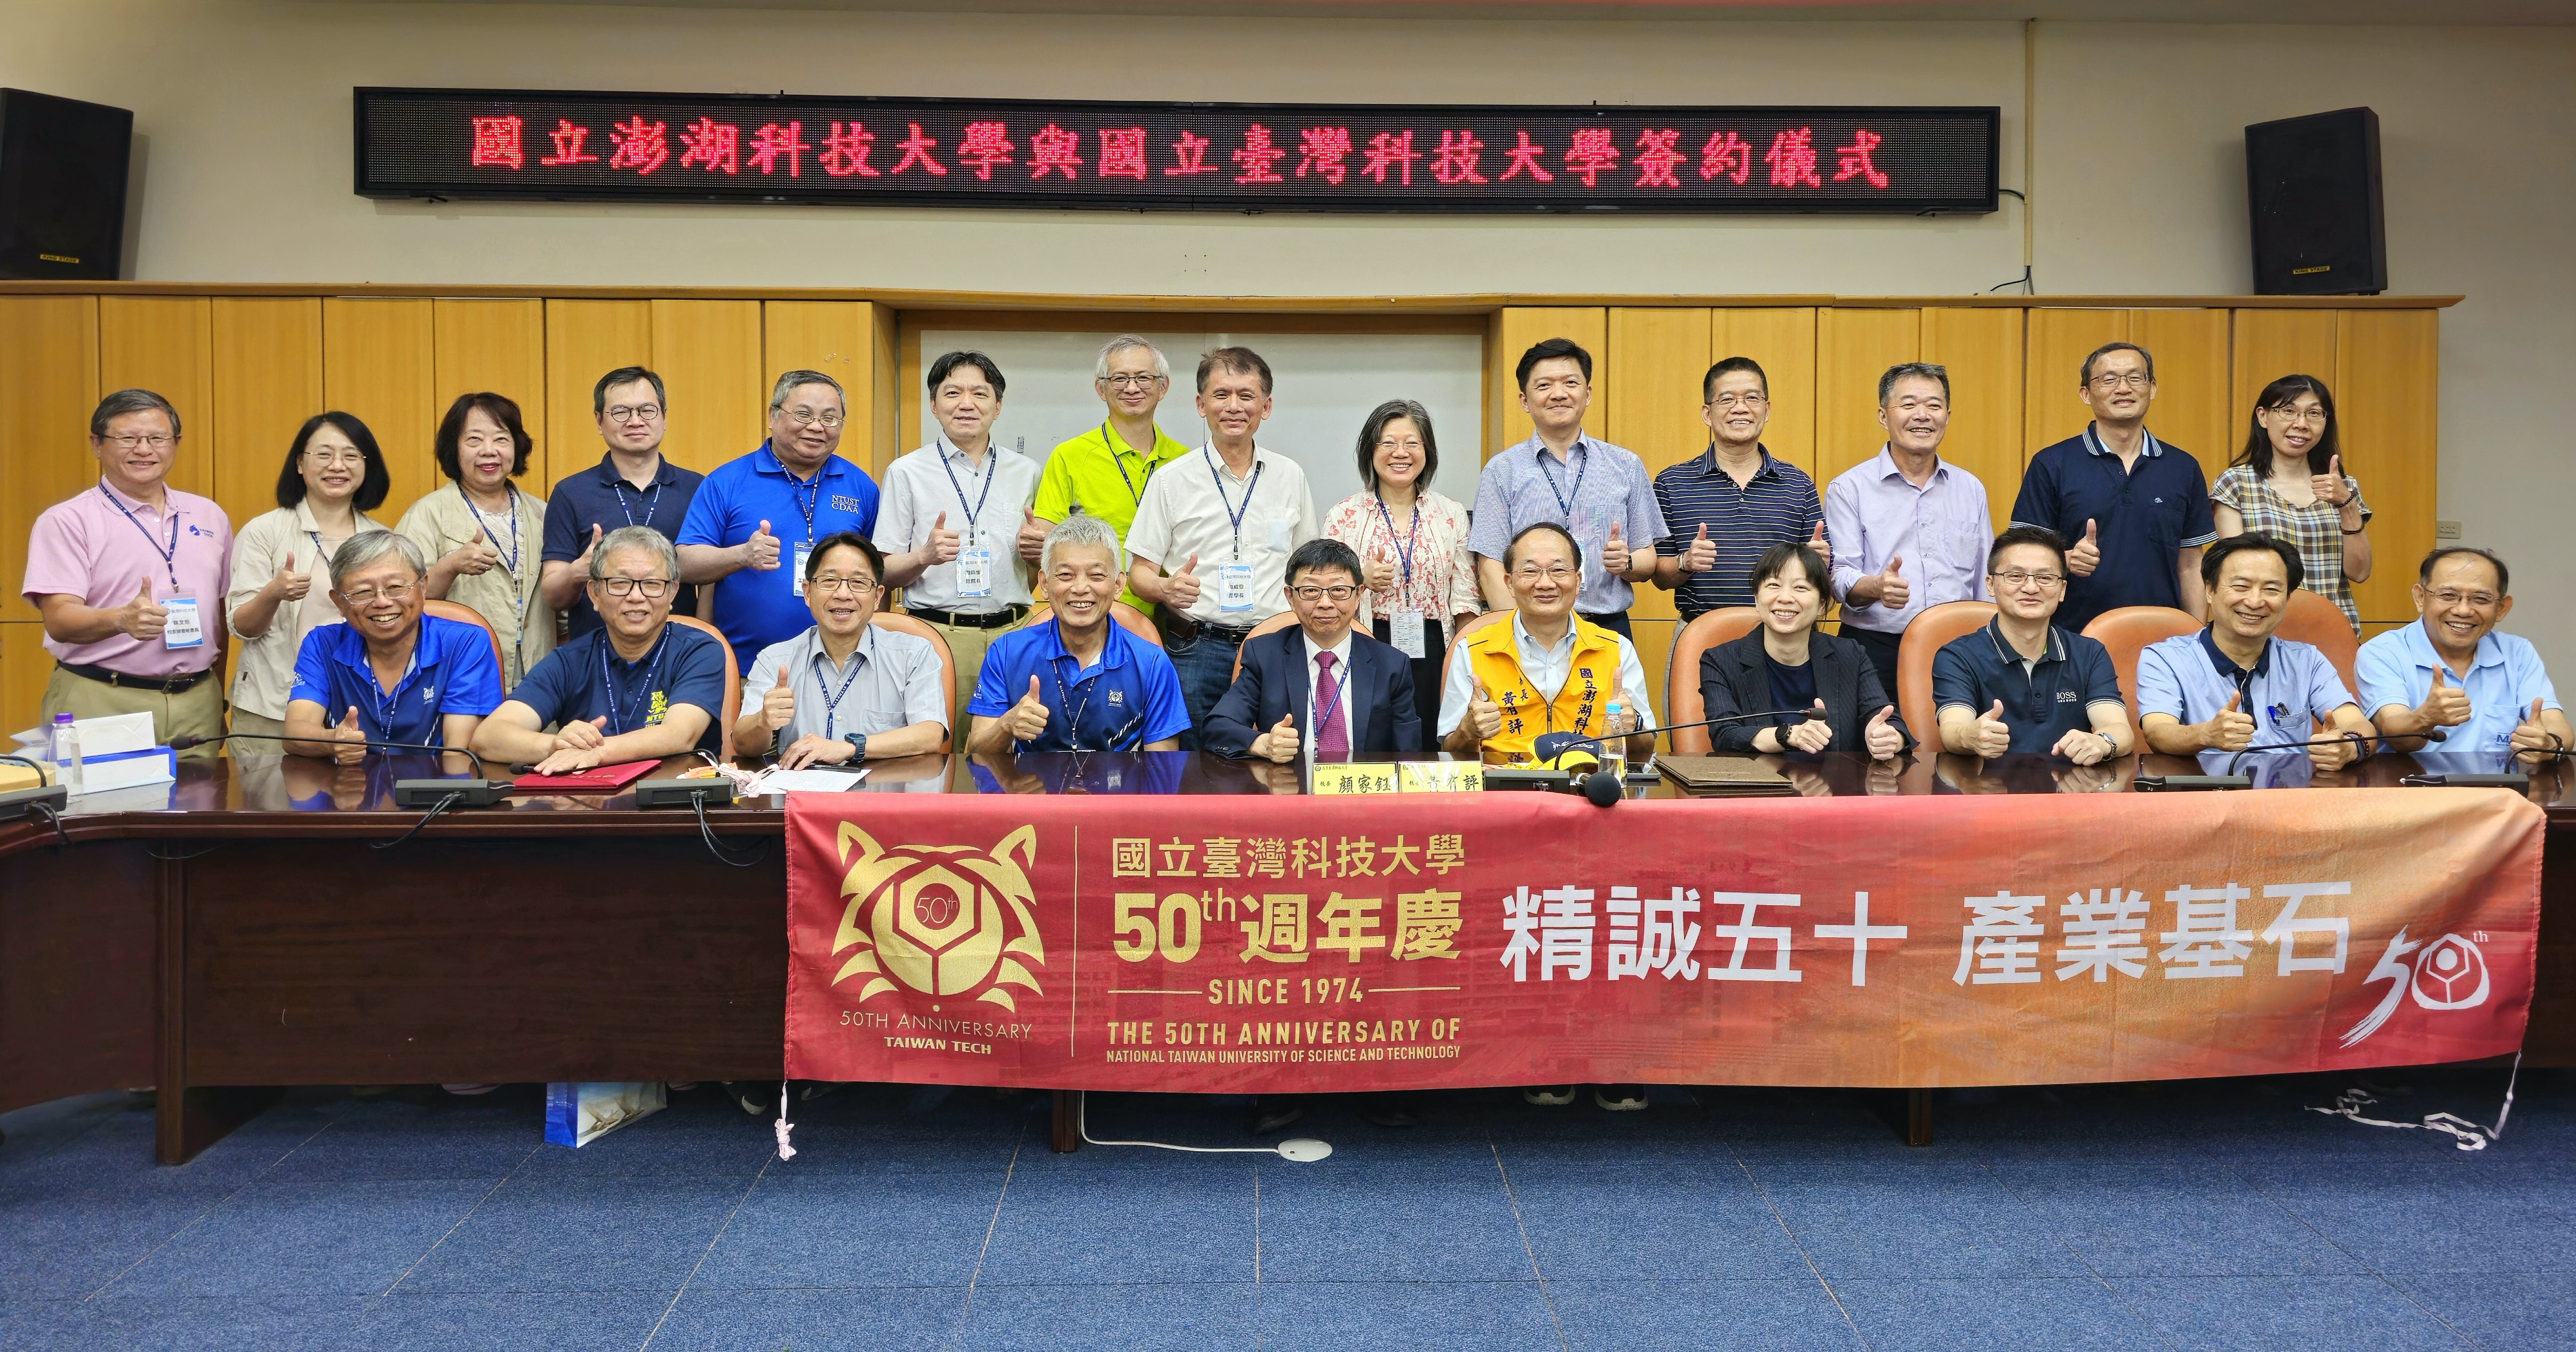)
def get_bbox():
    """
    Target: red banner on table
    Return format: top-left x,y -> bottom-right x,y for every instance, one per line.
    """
783,787 -> 2543,1090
